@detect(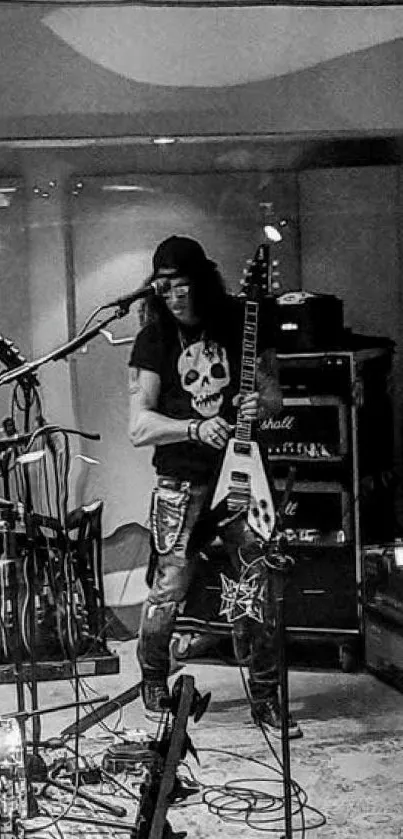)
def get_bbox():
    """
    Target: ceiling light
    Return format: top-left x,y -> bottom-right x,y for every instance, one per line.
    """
102,184 -> 150,192
152,137 -> 177,146
264,223 -> 283,243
